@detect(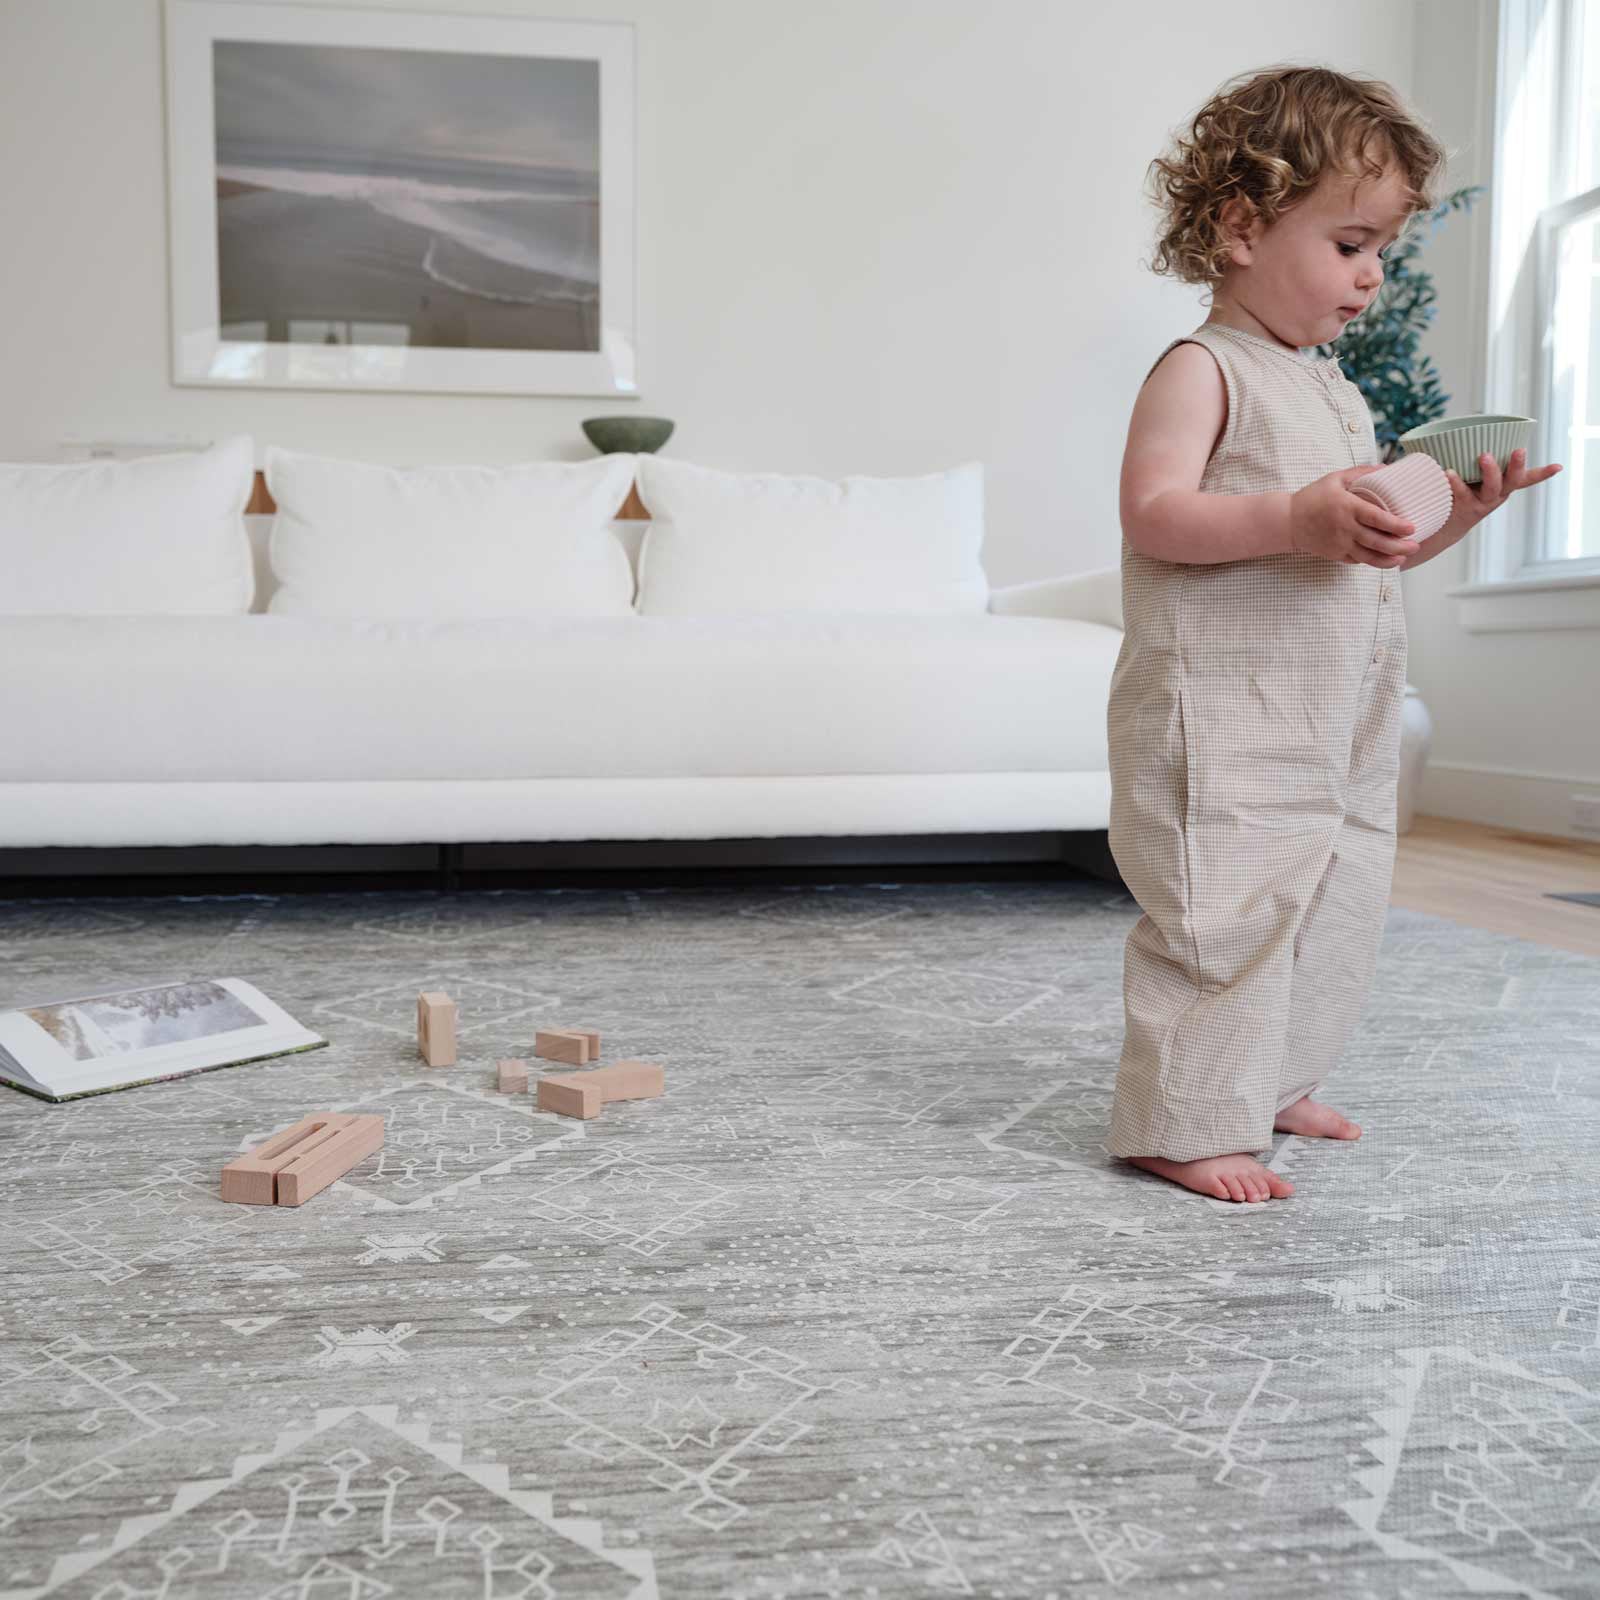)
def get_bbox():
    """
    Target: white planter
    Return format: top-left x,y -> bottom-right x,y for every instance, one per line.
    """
1397,683 -> 1433,835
